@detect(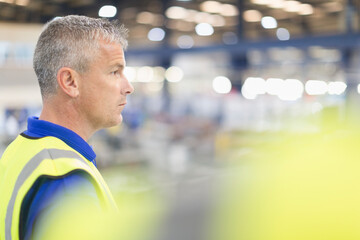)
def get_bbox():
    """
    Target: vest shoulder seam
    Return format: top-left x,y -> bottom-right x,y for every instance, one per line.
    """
20,133 -> 45,140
